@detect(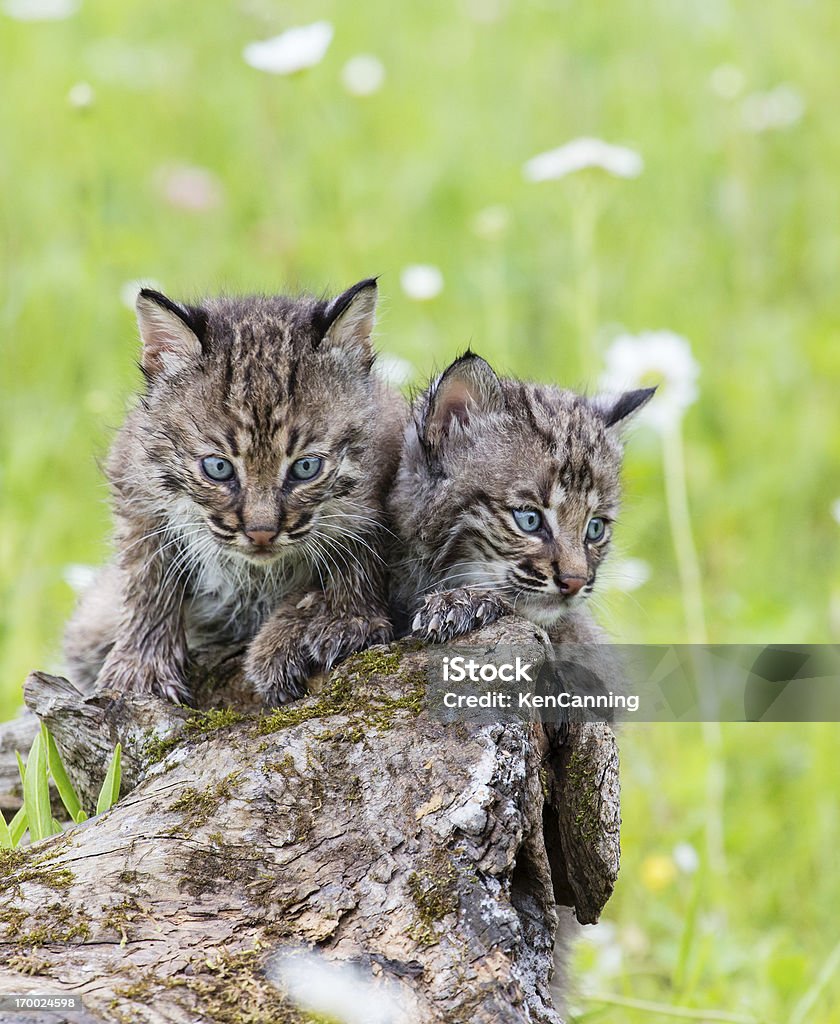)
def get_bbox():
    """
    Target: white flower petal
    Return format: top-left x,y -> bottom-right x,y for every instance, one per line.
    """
741,84 -> 805,133
523,137 -> 643,182
673,841 -> 700,874
606,557 -> 651,593
341,54 -> 385,96
400,264 -> 444,301
375,353 -> 415,387
472,204 -> 510,239
266,949 -> 402,1024
709,63 -> 745,100
601,330 -> 700,432
3,0 -> 78,20
67,81 -> 95,108
243,21 -> 333,76
63,564 -> 96,594
831,499 -> 840,526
